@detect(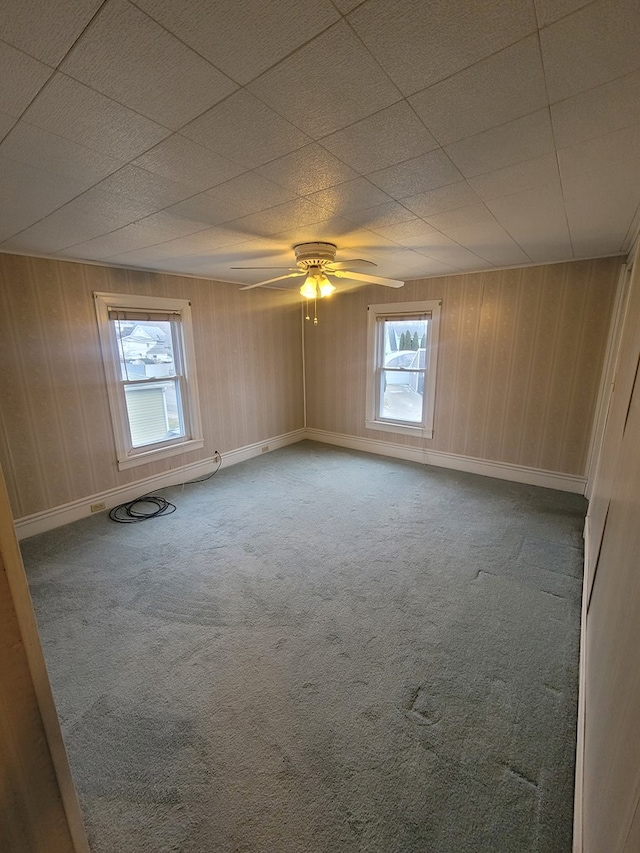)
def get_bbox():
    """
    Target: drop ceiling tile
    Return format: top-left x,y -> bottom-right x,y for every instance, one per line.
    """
304,178 -> 393,216
563,166 -> 640,255
424,202 -> 497,232
409,35 -> 547,146
332,0 -> 362,11
205,173 -> 298,219
540,0 -> 640,103
413,238 -> 489,271
467,153 -> 560,201
402,258 -> 460,277
370,218 -> 440,247
0,155 -> 94,241
0,112 -> 17,142
562,157 -> 640,203
445,109 -> 555,178
60,184 -> 157,223
132,135 -> 245,189
368,149 -> 463,198
439,219 -> 532,266
95,164 -> 195,210
342,202 -> 416,230
137,254 -> 224,276
256,144 -> 358,195
1,194 -> 142,253
22,73 -> 170,160
0,121 -> 122,183
181,90 -> 311,169
534,0 -> 594,26
63,210 -> 211,258
551,70 -> 640,149
0,40 -> 53,117
402,182 -> 481,219
230,198 -> 333,238
60,0 -> 237,130
558,124 -> 640,182
319,101 -> 438,174
348,0 -> 537,95
247,20 -> 402,138
57,226 -> 158,260
485,182 -> 572,261
133,0 -> 339,84
0,0 -> 103,66
109,226 -> 253,266
166,193 -> 242,228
